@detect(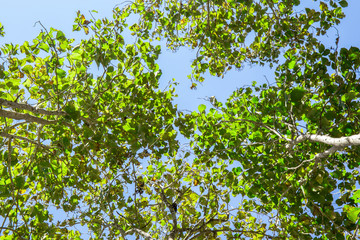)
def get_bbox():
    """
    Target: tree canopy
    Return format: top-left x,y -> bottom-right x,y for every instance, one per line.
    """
1,0 -> 360,239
